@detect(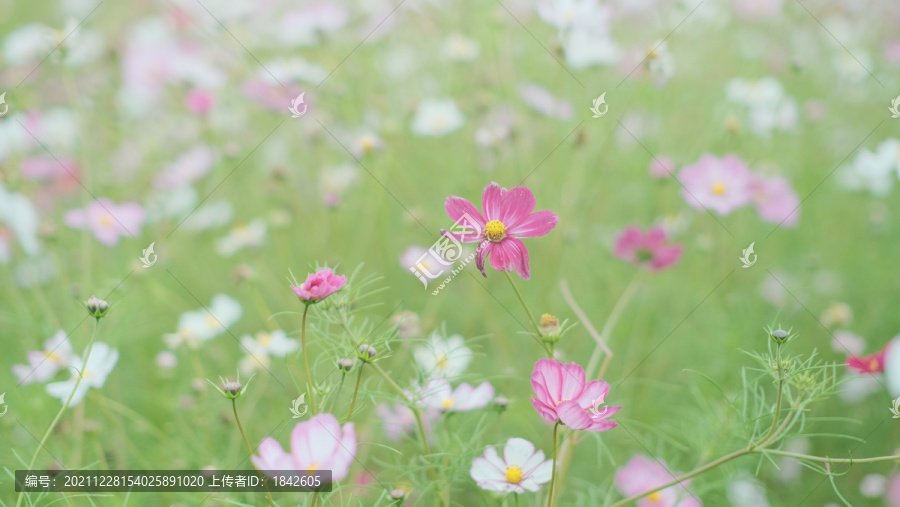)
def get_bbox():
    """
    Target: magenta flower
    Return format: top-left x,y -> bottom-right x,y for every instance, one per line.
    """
444,182 -> 559,280
251,413 -> 356,482
291,269 -> 347,303
614,454 -> 699,507
678,154 -> 753,215
750,174 -> 799,227
64,198 -> 145,246
530,358 -> 619,431
614,226 -> 682,271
